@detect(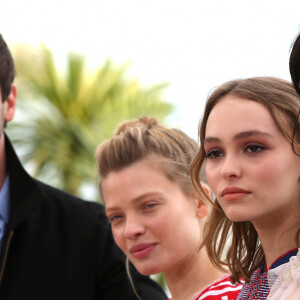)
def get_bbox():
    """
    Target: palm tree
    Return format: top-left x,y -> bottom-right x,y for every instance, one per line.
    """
8,45 -> 173,199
